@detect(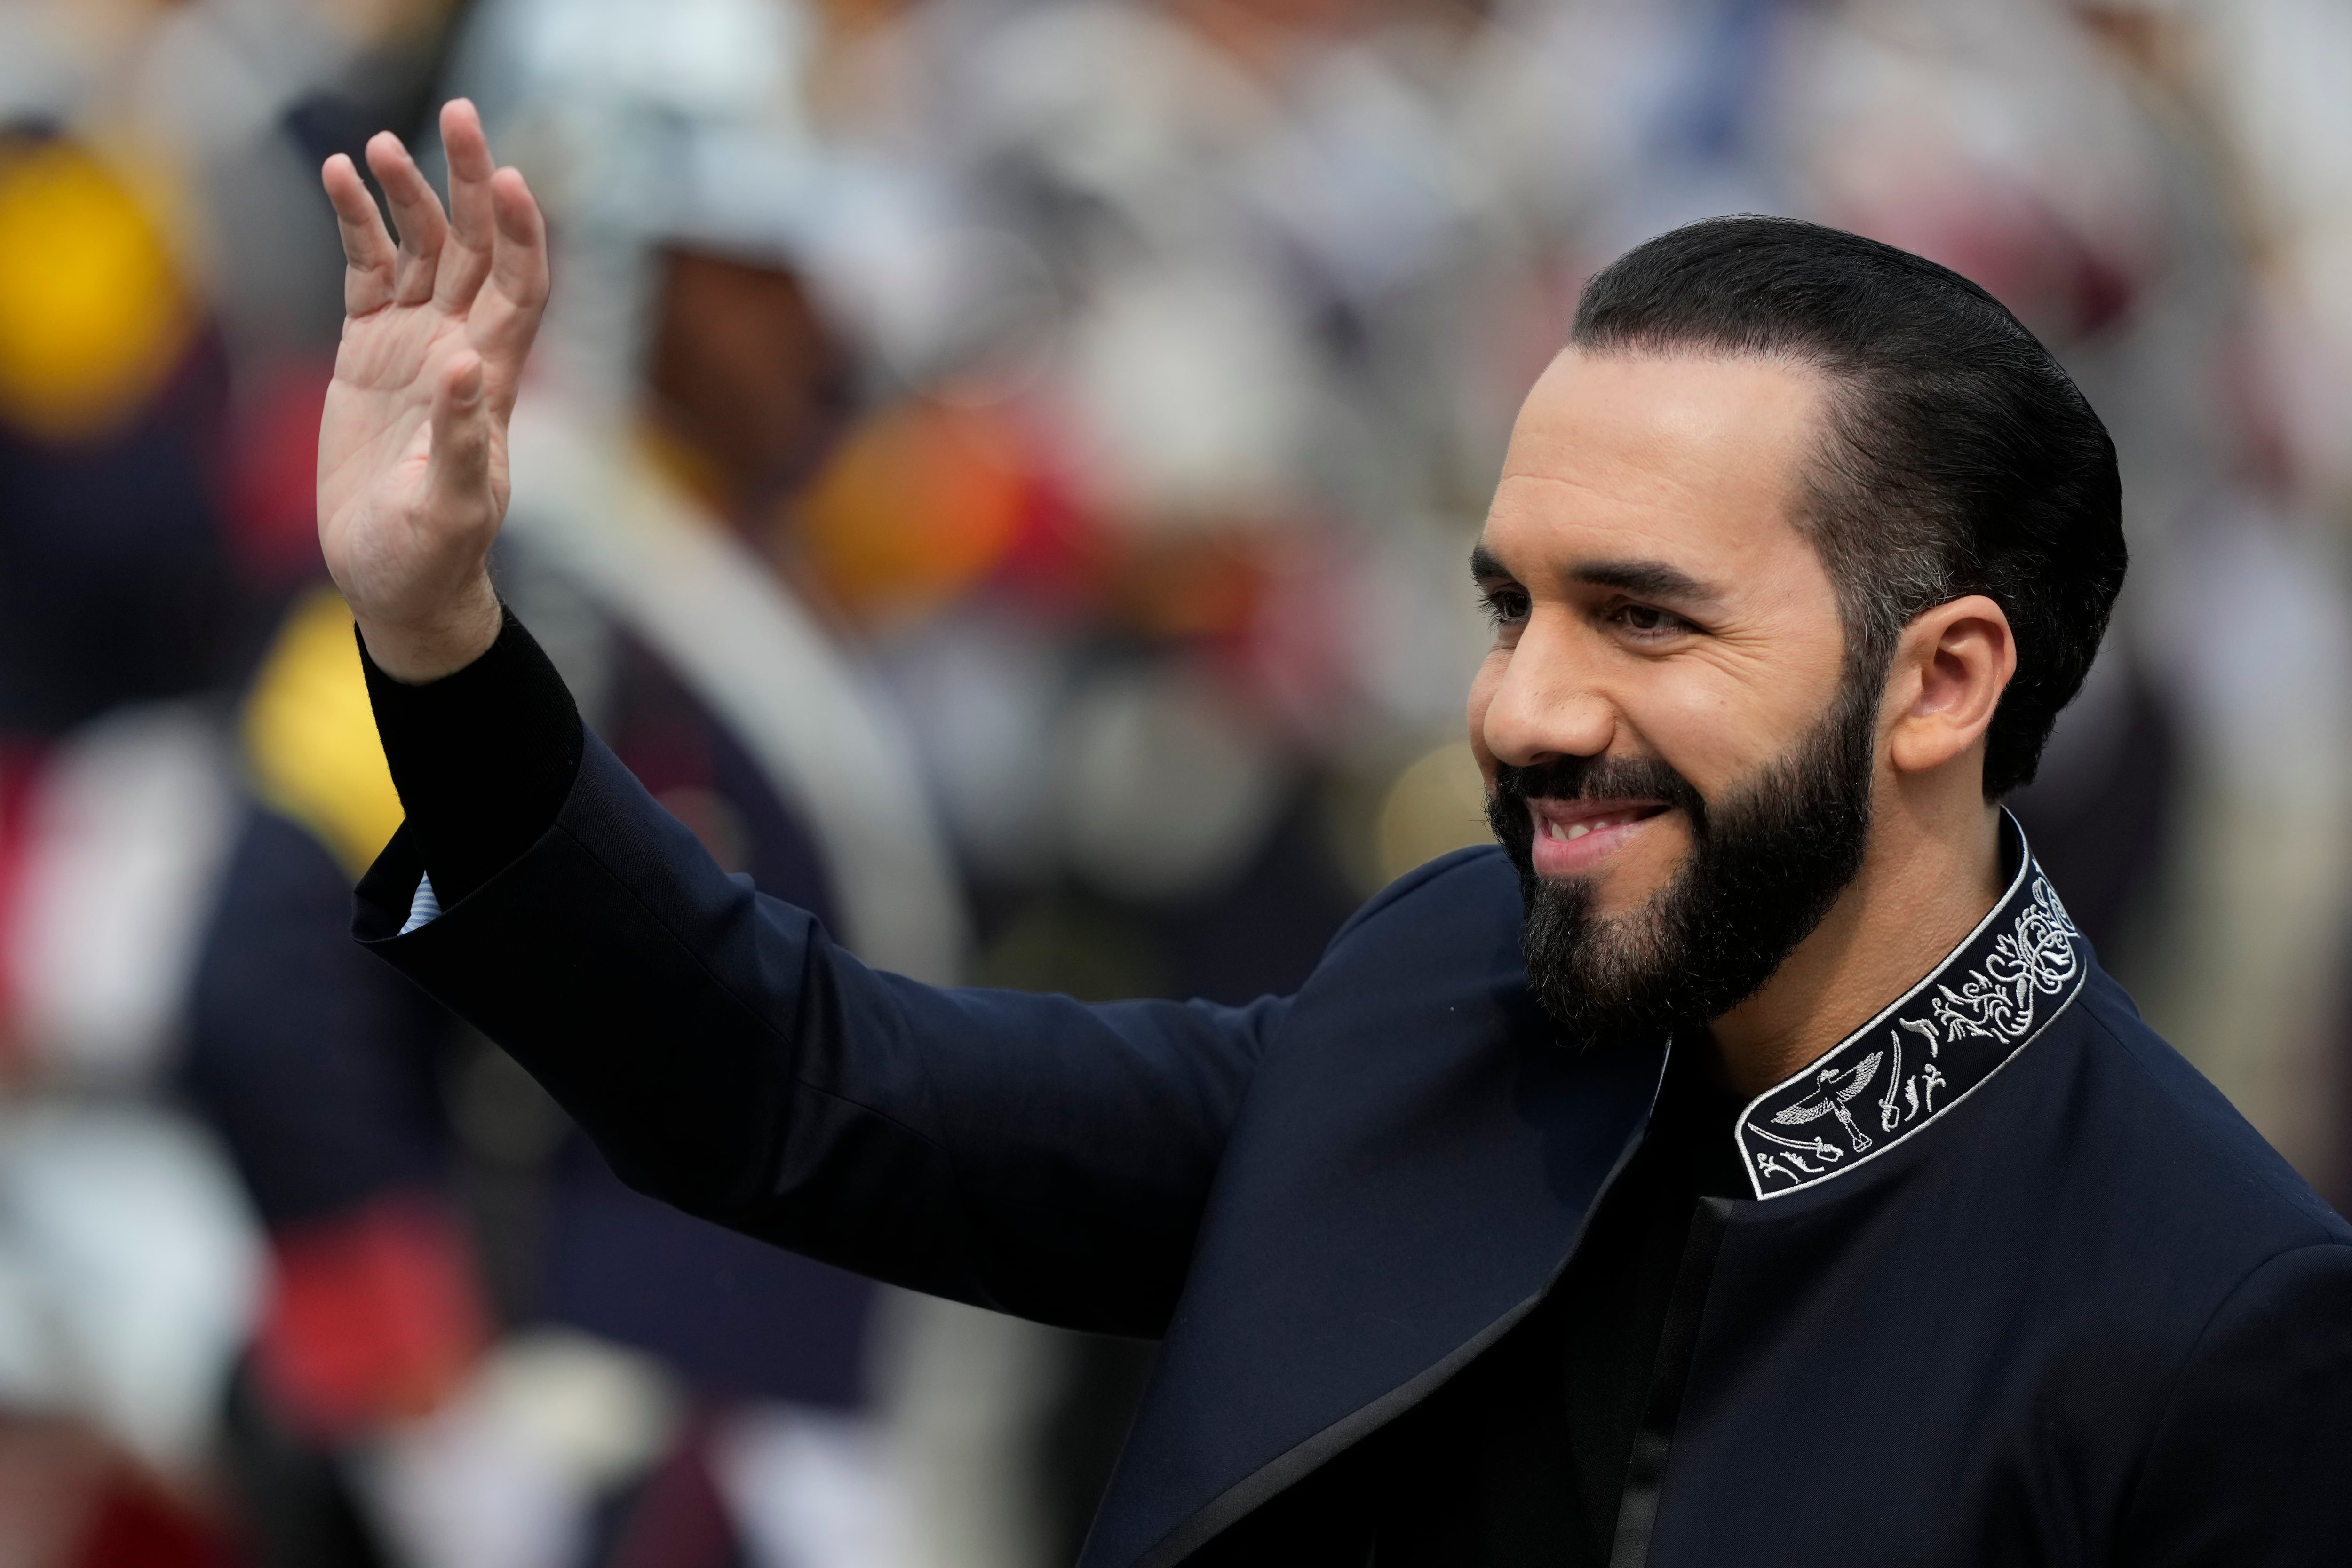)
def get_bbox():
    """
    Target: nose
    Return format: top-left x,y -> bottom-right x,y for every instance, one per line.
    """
1476,613 -> 1616,769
